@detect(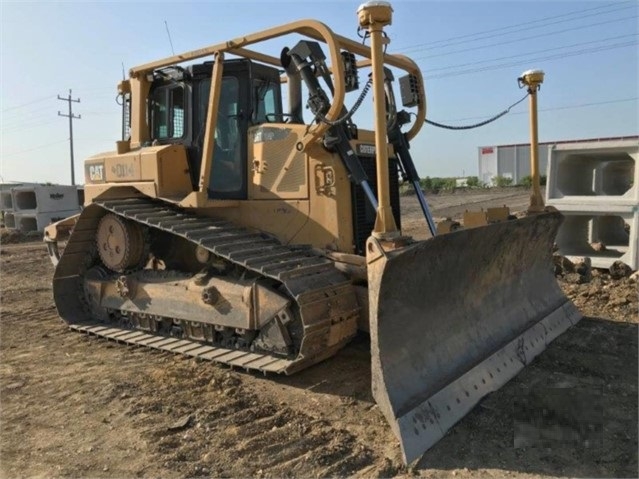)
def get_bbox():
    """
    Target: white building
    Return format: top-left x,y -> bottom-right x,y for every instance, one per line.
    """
478,135 -> 639,186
